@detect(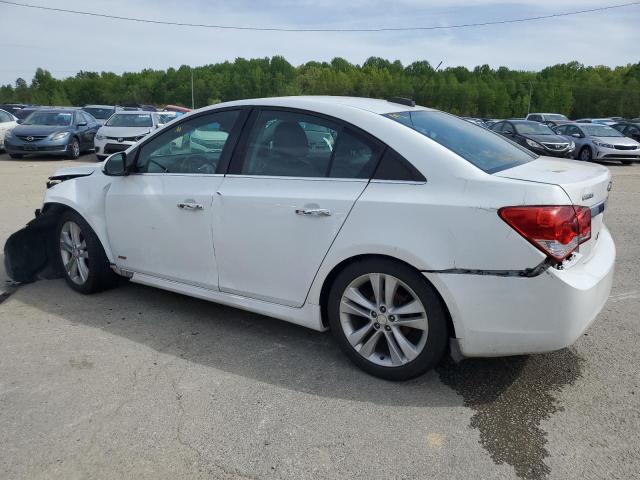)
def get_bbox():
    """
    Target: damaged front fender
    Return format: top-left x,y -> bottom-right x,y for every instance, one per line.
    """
3,209 -> 62,283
